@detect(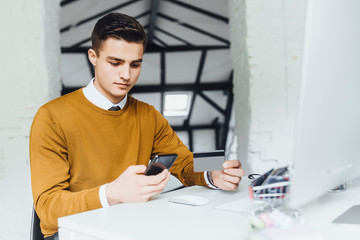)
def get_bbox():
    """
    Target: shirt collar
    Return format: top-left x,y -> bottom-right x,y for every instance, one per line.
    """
83,78 -> 127,110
